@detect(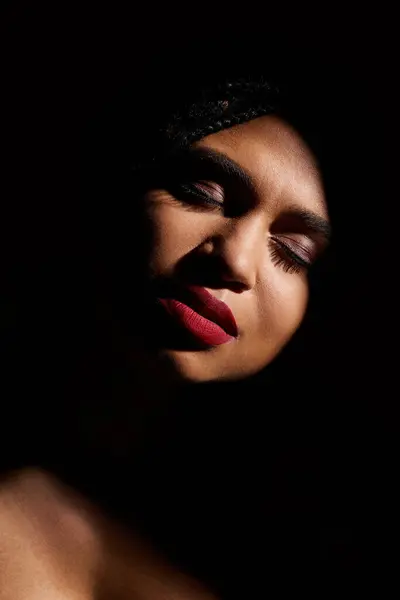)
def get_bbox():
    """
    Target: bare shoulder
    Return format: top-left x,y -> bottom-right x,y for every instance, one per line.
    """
0,469 -> 220,600
0,468 -> 95,600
